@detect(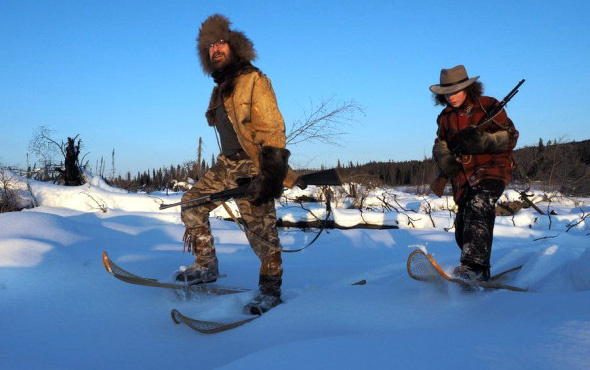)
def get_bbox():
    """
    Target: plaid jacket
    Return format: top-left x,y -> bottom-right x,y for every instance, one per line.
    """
435,96 -> 519,202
